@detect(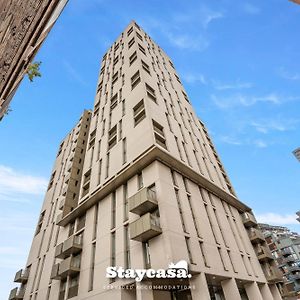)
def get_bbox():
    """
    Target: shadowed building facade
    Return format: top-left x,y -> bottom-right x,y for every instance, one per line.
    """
9,21 -> 283,300
0,0 -> 68,121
